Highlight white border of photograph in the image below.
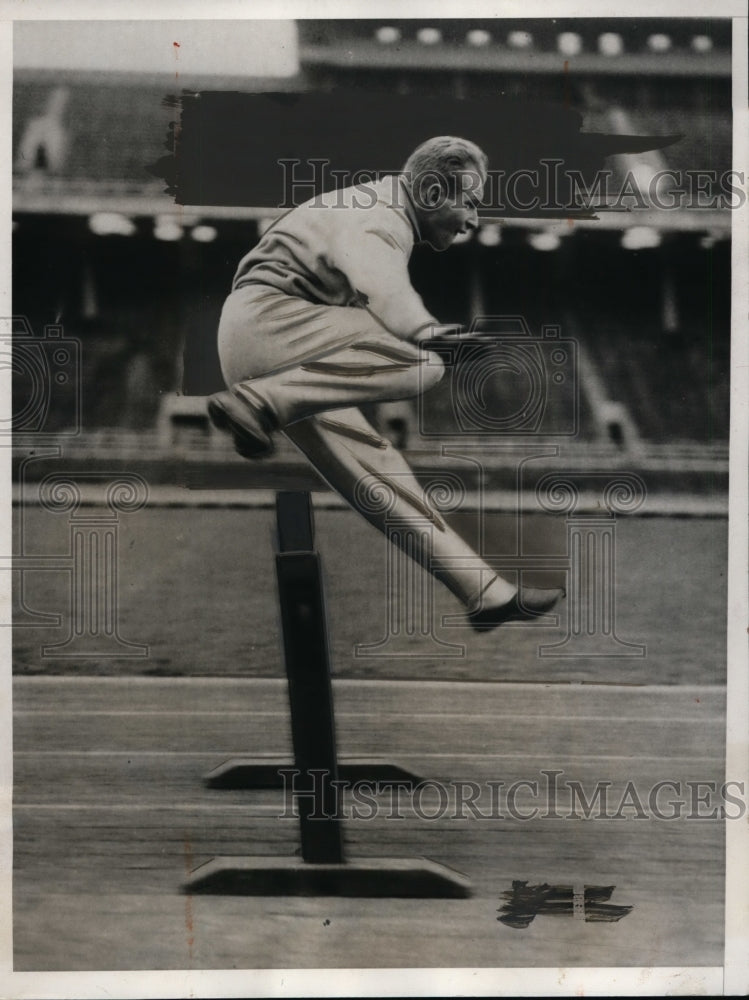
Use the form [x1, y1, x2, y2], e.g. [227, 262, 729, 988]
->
[0, 0, 746, 996]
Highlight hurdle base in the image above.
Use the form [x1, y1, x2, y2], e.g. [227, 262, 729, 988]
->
[204, 757, 425, 789]
[183, 856, 471, 898]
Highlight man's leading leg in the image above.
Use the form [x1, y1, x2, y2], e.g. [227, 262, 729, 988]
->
[284, 406, 518, 612]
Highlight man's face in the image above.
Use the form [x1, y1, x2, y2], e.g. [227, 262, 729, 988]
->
[414, 167, 484, 251]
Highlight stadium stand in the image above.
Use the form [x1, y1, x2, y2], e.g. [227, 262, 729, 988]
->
[12, 18, 732, 479]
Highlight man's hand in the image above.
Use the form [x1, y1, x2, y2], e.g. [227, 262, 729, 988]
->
[414, 323, 465, 348]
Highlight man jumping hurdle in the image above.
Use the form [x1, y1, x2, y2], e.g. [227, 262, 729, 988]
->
[208, 136, 564, 631]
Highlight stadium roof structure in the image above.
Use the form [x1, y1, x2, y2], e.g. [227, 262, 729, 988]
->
[298, 17, 732, 78]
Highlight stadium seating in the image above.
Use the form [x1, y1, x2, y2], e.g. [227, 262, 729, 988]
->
[11, 20, 733, 449]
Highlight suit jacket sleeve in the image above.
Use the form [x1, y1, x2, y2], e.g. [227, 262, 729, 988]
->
[329, 207, 438, 340]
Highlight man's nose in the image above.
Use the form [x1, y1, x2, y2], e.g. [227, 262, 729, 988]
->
[466, 206, 479, 231]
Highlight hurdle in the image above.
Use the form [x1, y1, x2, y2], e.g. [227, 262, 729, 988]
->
[183, 490, 471, 897]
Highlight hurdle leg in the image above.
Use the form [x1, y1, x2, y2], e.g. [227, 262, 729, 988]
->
[184, 491, 471, 897]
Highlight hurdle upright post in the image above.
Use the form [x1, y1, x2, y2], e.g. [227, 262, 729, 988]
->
[274, 490, 344, 863]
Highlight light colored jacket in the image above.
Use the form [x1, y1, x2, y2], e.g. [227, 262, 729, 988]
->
[232, 175, 437, 341]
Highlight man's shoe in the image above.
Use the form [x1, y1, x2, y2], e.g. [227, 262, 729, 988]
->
[468, 586, 565, 633]
[207, 390, 275, 460]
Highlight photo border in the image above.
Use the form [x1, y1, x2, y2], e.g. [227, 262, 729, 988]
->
[1, 1, 746, 996]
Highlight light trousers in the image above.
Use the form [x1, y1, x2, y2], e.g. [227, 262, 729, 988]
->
[217, 283, 509, 609]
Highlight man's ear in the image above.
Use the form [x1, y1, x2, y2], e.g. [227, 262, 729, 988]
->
[420, 181, 444, 208]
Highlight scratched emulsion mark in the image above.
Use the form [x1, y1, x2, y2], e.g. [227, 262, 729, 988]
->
[183, 835, 195, 964]
[497, 880, 633, 929]
[159, 93, 184, 177]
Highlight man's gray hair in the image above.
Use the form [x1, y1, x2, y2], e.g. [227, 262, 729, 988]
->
[401, 136, 488, 190]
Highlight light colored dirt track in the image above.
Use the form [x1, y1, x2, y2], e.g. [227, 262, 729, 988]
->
[14, 677, 726, 971]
